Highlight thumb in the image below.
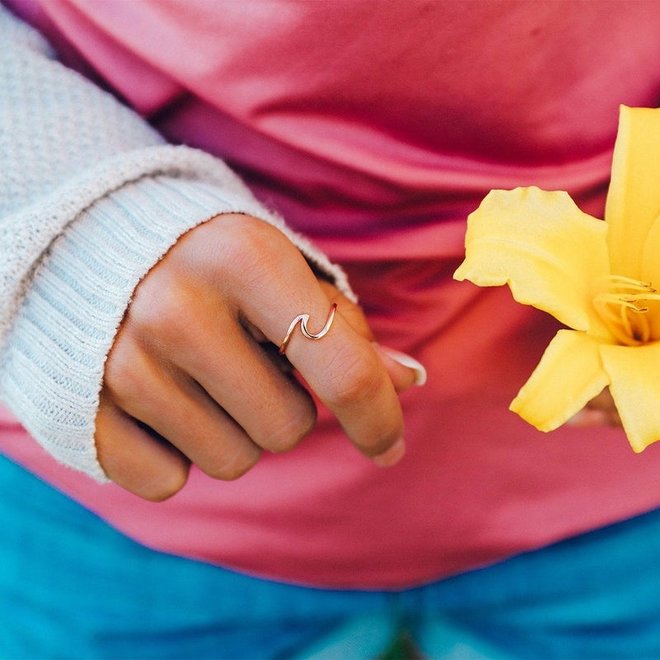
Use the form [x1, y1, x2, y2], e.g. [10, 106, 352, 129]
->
[318, 280, 427, 392]
[372, 343, 427, 392]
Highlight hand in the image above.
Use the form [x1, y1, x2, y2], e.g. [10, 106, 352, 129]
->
[95, 214, 423, 500]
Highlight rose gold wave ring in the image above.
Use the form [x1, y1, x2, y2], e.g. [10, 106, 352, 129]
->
[279, 303, 338, 355]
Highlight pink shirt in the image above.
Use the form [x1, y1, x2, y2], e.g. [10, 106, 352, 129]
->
[2, 0, 660, 588]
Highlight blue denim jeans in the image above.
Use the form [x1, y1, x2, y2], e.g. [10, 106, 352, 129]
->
[3, 453, 660, 659]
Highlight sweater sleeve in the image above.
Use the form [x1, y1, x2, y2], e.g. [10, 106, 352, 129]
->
[0, 6, 354, 481]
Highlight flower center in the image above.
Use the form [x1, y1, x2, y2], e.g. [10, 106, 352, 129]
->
[592, 275, 660, 346]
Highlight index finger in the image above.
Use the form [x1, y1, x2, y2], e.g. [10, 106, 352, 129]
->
[228, 229, 405, 464]
[286, 302, 405, 461]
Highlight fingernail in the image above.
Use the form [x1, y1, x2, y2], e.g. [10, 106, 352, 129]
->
[566, 409, 608, 427]
[373, 437, 406, 467]
[378, 346, 427, 386]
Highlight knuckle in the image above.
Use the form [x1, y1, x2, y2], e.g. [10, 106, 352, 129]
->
[265, 405, 317, 452]
[230, 215, 285, 253]
[216, 216, 272, 260]
[104, 340, 144, 402]
[94, 400, 190, 501]
[326, 346, 382, 407]
[139, 468, 189, 502]
[97, 439, 189, 502]
[201, 448, 261, 481]
[216, 217, 293, 286]
[130, 278, 189, 342]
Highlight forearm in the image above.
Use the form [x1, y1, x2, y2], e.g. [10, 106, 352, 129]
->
[0, 5, 352, 478]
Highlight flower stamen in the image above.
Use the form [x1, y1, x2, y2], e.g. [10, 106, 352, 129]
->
[592, 276, 658, 345]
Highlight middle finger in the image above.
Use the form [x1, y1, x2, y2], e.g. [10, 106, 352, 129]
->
[172, 308, 318, 453]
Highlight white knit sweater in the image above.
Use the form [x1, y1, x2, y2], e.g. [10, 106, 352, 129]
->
[0, 6, 351, 481]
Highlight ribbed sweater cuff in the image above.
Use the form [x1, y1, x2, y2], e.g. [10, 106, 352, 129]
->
[0, 175, 352, 481]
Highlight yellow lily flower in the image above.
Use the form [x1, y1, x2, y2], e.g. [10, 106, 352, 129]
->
[454, 106, 660, 452]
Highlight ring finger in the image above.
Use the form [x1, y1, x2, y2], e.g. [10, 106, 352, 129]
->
[106, 345, 262, 481]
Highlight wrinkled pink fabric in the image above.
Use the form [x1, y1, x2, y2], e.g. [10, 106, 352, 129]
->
[3, 0, 660, 588]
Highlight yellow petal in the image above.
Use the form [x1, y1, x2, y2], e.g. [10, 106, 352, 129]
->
[510, 329, 609, 432]
[599, 342, 660, 452]
[606, 106, 660, 279]
[454, 187, 610, 334]
[640, 210, 660, 289]
[640, 211, 660, 341]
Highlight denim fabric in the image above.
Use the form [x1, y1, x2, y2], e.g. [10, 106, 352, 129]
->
[3, 454, 660, 659]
